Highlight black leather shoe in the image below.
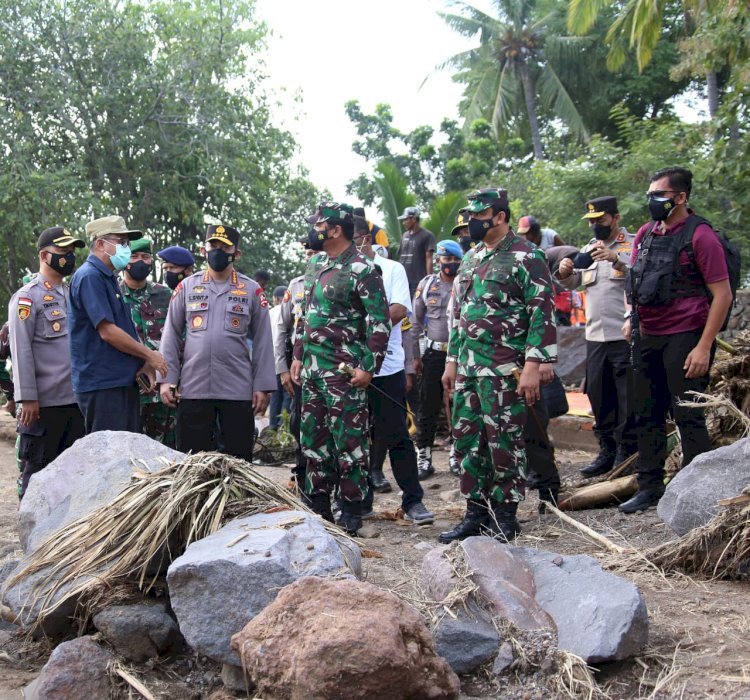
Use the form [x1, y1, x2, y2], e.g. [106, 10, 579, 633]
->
[484, 501, 522, 541]
[618, 488, 665, 514]
[438, 500, 487, 544]
[580, 452, 615, 477]
[370, 468, 392, 493]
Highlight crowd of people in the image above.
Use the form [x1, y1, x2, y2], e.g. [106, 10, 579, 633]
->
[4, 165, 733, 539]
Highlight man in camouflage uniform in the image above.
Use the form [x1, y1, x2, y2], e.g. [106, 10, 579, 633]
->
[120, 238, 175, 445]
[440, 188, 557, 543]
[290, 202, 390, 534]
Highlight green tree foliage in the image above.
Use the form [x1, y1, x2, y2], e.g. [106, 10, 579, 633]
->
[0, 0, 317, 308]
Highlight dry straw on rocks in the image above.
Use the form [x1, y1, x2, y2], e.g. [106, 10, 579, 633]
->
[6, 452, 354, 630]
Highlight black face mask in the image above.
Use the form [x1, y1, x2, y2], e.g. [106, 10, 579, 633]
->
[165, 270, 186, 290]
[573, 251, 594, 269]
[648, 196, 675, 222]
[307, 227, 328, 251]
[458, 236, 476, 254]
[441, 262, 460, 277]
[47, 252, 76, 276]
[468, 217, 493, 241]
[127, 260, 151, 281]
[592, 223, 612, 241]
[207, 249, 234, 272]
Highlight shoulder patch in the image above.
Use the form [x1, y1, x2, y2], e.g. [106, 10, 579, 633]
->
[617, 233, 625, 242]
[17, 297, 32, 321]
[256, 288, 269, 308]
[283, 289, 291, 303]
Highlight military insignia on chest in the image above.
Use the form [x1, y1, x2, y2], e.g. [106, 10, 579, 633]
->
[192, 316, 204, 328]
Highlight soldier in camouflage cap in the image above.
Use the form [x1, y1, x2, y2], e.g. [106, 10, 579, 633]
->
[119, 237, 175, 446]
[290, 202, 391, 534]
[439, 188, 557, 543]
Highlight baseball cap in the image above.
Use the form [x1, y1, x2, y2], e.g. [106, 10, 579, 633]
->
[85, 215, 143, 241]
[306, 202, 354, 225]
[36, 226, 85, 251]
[517, 215, 538, 234]
[582, 196, 618, 219]
[465, 188, 509, 213]
[206, 224, 240, 247]
[157, 246, 195, 266]
[397, 206, 420, 220]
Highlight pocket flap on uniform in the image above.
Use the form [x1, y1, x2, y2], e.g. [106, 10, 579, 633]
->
[43, 306, 66, 321]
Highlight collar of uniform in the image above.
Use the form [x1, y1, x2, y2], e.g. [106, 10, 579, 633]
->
[35, 273, 63, 292]
[327, 242, 358, 267]
[201, 268, 243, 288]
[478, 230, 515, 258]
[120, 280, 151, 299]
[87, 253, 115, 277]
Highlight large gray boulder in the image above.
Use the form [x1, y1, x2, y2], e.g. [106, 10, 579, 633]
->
[511, 547, 648, 663]
[19, 431, 183, 553]
[433, 611, 500, 674]
[658, 438, 750, 535]
[167, 510, 360, 666]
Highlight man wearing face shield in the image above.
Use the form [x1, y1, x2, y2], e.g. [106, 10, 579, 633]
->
[69, 216, 168, 433]
[439, 188, 557, 544]
[120, 238, 175, 445]
[160, 224, 276, 460]
[9, 227, 86, 497]
[557, 196, 637, 477]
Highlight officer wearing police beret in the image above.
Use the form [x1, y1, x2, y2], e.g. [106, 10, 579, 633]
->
[9, 227, 86, 498]
[160, 224, 276, 460]
[157, 246, 195, 291]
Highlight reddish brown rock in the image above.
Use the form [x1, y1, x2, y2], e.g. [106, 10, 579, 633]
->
[421, 540, 553, 631]
[231, 576, 459, 700]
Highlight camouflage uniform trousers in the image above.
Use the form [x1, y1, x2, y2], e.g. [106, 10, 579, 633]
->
[301, 373, 369, 502]
[452, 374, 527, 504]
[141, 401, 176, 448]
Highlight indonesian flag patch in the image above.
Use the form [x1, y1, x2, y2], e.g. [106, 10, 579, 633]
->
[17, 297, 32, 321]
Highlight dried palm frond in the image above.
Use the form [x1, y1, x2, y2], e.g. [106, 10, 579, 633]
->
[620, 488, 750, 580]
[5, 452, 355, 630]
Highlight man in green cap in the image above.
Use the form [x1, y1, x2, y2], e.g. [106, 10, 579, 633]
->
[290, 202, 391, 535]
[120, 238, 175, 445]
[439, 188, 557, 543]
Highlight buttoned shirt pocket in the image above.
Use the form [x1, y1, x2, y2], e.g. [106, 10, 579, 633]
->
[581, 264, 598, 286]
[187, 295, 209, 332]
[323, 272, 351, 305]
[42, 306, 67, 338]
[425, 291, 444, 319]
[225, 300, 250, 334]
[480, 266, 511, 302]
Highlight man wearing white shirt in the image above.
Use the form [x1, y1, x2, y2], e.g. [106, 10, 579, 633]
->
[354, 216, 434, 525]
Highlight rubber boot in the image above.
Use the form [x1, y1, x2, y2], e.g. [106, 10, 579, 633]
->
[484, 501, 522, 542]
[309, 493, 334, 523]
[337, 500, 363, 535]
[437, 500, 488, 544]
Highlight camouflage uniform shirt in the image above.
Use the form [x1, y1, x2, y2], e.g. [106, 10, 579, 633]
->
[293, 244, 391, 377]
[120, 280, 172, 404]
[447, 232, 557, 375]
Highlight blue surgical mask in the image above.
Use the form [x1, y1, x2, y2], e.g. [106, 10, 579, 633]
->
[105, 240, 132, 271]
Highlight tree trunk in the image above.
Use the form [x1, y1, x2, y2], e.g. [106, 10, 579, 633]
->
[519, 63, 544, 160]
[706, 69, 719, 118]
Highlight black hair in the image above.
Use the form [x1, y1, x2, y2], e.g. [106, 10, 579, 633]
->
[651, 166, 693, 199]
[353, 207, 366, 218]
[353, 216, 369, 236]
[329, 217, 354, 240]
[491, 202, 512, 225]
[254, 269, 271, 283]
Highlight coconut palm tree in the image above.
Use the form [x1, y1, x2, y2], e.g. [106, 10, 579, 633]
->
[437, 0, 588, 160]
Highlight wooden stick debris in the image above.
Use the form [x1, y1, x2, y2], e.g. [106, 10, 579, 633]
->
[544, 502, 627, 554]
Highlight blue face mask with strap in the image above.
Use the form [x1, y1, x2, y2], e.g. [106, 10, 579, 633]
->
[104, 239, 132, 271]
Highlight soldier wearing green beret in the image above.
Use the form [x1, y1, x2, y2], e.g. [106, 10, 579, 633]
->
[119, 237, 175, 445]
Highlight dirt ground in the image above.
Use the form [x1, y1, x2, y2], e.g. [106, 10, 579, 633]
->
[1, 416, 750, 699]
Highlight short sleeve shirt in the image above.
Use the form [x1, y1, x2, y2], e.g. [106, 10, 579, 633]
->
[398, 227, 436, 292]
[69, 255, 142, 393]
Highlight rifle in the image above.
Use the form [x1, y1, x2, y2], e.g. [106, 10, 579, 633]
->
[628, 270, 643, 371]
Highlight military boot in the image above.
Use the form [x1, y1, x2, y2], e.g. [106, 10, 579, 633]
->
[337, 500, 363, 535]
[484, 501, 522, 542]
[309, 493, 334, 523]
[579, 439, 616, 477]
[370, 467, 392, 493]
[537, 488, 559, 515]
[437, 500, 488, 544]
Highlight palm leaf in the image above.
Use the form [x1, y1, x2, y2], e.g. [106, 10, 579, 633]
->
[567, 0, 615, 34]
[373, 161, 416, 248]
[537, 64, 590, 142]
[423, 191, 466, 240]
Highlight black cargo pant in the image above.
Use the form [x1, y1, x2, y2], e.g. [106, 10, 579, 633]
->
[632, 330, 714, 489]
[177, 399, 254, 461]
[364, 371, 424, 512]
[586, 339, 637, 454]
[523, 394, 561, 493]
[18, 404, 85, 498]
[416, 348, 447, 449]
